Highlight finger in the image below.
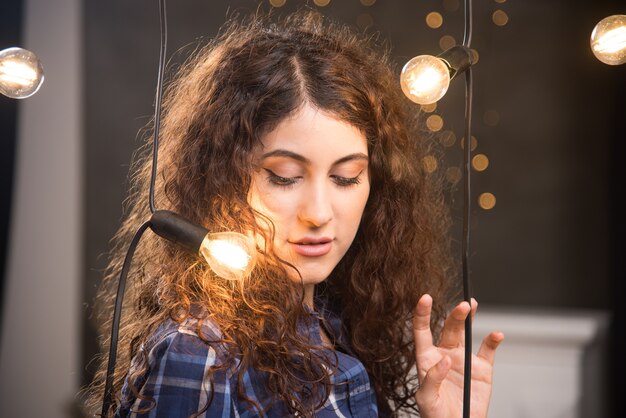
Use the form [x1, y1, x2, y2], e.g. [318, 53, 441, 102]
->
[477, 331, 505, 365]
[470, 298, 478, 321]
[438, 300, 471, 348]
[415, 355, 451, 405]
[413, 294, 435, 352]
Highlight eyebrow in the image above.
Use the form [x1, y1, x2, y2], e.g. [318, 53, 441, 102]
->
[260, 149, 368, 167]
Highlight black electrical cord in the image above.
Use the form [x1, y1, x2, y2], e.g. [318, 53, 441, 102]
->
[461, 0, 474, 417]
[100, 220, 151, 417]
[149, 0, 167, 214]
[461, 67, 473, 418]
[100, 0, 168, 415]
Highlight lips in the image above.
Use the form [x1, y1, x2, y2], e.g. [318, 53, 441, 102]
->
[289, 237, 333, 256]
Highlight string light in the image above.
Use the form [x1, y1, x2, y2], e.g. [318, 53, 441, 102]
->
[200, 232, 257, 280]
[401, 55, 451, 104]
[359, 0, 376, 6]
[0, 47, 44, 99]
[269, 0, 286, 7]
[400, 46, 472, 105]
[149, 210, 257, 281]
[591, 15, 626, 65]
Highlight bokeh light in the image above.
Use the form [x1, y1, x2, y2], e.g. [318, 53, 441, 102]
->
[460, 136, 478, 151]
[439, 35, 457, 51]
[357, 13, 374, 29]
[446, 166, 462, 184]
[479, 193, 496, 210]
[426, 12, 444, 29]
[422, 155, 438, 173]
[492, 10, 509, 26]
[426, 114, 444, 132]
[471, 49, 479, 64]
[421, 102, 437, 113]
[440, 130, 456, 147]
[472, 154, 489, 171]
[443, 0, 460, 12]
[483, 109, 500, 126]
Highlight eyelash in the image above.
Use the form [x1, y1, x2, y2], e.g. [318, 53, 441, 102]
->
[264, 169, 362, 189]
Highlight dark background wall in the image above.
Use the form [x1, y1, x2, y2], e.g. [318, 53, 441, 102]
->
[81, 0, 624, 414]
[0, 0, 22, 337]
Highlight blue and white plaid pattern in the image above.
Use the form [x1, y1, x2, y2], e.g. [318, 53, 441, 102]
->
[115, 307, 379, 417]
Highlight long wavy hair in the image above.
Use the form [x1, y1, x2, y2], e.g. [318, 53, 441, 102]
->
[87, 10, 456, 417]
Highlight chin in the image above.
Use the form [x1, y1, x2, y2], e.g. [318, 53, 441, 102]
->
[284, 267, 331, 285]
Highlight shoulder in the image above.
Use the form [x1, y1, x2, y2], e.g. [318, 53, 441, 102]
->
[144, 316, 238, 375]
[117, 317, 239, 417]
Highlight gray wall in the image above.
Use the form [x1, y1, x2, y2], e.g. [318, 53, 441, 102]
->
[0, 0, 82, 416]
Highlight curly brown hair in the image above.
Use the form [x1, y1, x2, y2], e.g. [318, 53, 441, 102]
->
[87, 10, 456, 418]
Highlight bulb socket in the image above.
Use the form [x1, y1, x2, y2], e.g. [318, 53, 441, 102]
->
[438, 45, 473, 80]
[149, 210, 208, 254]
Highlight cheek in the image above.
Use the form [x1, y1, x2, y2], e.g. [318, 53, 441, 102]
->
[337, 183, 370, 227]
[248, 178, 294, 234]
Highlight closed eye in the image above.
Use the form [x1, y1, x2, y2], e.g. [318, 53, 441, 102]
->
[264, 168, 302, 188]
[331, 170, 363, 187]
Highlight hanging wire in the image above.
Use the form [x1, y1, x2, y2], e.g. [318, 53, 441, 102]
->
[100, 220, 151, 417]
[149, 0, 167, 214]
[461, 0, 474, 417]
[100, 0, 168, 415]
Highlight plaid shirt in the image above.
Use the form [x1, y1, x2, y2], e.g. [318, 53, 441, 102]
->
[115, 305, 380, 417]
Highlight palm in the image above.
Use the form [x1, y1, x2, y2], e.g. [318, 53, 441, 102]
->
[412, 295, 504, 418]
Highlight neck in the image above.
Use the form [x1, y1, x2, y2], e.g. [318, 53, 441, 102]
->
[303, 283, 315, 309]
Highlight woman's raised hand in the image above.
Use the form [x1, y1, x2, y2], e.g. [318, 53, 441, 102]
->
[412, 294, 504, 418]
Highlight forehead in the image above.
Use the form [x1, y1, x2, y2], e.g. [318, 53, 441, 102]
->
[256, 104, 368, 163]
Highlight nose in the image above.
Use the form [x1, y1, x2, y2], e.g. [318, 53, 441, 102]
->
[298, 180, 333, 228]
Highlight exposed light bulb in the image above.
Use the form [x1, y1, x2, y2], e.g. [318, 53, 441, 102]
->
[200, 232, 257, 280]
[591, 15, 626, 65]
[149, 210, 257, 281]
[400, 55, 451, 105]
[0, 47, 44, 99]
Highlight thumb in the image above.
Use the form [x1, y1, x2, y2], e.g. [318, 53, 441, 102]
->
[416, 356, 451, 406]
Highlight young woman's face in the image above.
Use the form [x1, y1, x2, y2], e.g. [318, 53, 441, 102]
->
[248, 103, 370, 289]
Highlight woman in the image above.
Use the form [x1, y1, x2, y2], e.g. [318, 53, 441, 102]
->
[88, 10, 503, 418]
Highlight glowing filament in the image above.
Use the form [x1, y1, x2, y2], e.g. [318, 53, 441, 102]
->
[590, 15, 626, 65]
[200, 232, 256, 280]
[400, 55, 451, 105]
[593, 26, 626, 54]
[0, 47, 44, 99]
